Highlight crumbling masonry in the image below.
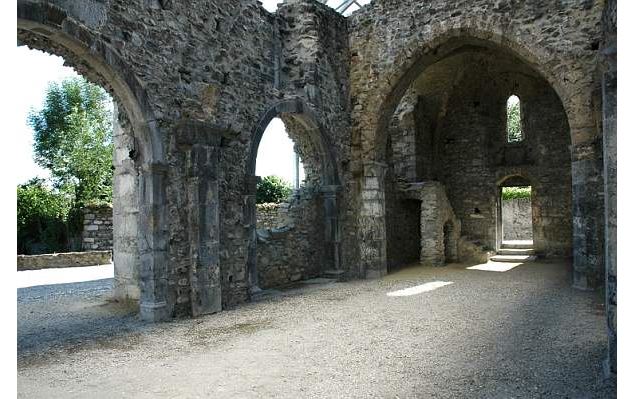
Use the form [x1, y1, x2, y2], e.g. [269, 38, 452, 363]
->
[17, 0, 617, 375]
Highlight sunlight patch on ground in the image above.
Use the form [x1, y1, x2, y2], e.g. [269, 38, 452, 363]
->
[17, 264, 114, 288]
[387, 281, 453, 297]
[467, 262, 522, 273]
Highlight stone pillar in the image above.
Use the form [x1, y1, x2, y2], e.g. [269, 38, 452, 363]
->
[176, 121, 224, 317]
[571, 136, 604, 290]
[601, 43, 617, 377]
[185, 143, 222, 316]
[112, 104, 141, 301]
[419, 182, 444, 266]
[321, 185, 342, 272]
[359, 162, 387, 279]
[138, 162, 170, 322]
[245, 175, 261, 296]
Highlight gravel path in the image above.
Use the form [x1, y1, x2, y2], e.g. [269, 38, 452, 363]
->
[17, 261, 616, 398]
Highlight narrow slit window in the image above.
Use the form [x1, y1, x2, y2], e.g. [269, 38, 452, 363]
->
[506, 95, 523, 143]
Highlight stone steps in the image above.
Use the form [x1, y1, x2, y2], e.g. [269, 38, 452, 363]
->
[497, 248, 535, 256]
[501, 241, 533, 250]
[490, 254, 536, 263]
[322, 269, 346, 281]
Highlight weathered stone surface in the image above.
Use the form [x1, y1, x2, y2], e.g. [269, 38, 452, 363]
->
[600, 0, 617, 377]
[256, 203, 289, 230]
[82, 205, 113, 251]
[15, 6, 616, 380]
[502, 198, 532, 241]
[17, 251, 112, 271]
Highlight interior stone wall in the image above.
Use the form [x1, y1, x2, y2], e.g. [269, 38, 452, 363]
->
[384, 183, 421, 271]
[255, 189, 326, 289]
[385, 51, 573, 258]
[433, 54, 572, 257]
[502, 198, 532, 241]
[349, 0, 605, 290]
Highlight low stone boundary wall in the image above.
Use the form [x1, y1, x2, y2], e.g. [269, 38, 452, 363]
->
[17, 251, 112, 271]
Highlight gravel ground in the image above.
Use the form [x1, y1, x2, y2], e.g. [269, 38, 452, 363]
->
[17, 261, 616, 398]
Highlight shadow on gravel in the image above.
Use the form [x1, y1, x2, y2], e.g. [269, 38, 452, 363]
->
[18, 279, 152, 361]
[446, 262, 616, 398]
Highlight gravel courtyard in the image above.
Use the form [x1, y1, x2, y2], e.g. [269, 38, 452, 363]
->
[17, 260, 616, 398]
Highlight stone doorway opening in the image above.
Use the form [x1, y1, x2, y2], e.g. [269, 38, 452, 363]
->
[18, 9, 169, 321]
[498, 176, 533, 249]
[501, 185, 533, 246]
[15, 45, 137, 301]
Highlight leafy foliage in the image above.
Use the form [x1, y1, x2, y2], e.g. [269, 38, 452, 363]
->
[506, 95, 523, 143]
[502, 186, 531, 200]
[28, 77, 114, 205]
[17, 178, 72, 254]
[18, 77, 114, 254]
[256, 175, 293, 204]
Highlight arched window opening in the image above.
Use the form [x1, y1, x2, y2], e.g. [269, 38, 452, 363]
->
[506, 95, 523, 143]
[255, 117, 306, 201]
[250, 114, 336, 293]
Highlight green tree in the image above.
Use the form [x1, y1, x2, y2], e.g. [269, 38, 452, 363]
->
[17, 178, 72, 254]
[256, 175, 293, 204]
[28, 77, 114, 205]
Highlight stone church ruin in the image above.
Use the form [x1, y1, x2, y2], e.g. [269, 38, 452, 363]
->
[17, 0, 617, 375]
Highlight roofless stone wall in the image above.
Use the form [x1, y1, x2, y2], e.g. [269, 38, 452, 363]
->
[349, 0, 603, 282]
[17, 0, 613, 344]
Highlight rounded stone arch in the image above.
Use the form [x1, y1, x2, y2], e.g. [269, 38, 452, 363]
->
[496, 173, 537, 190]
[369, 26, 589, 164]
[17, 2, 170, 321]
[244, 98, 342, 294]
[247, 98, 340, 186]
[17, 1, 164, 164]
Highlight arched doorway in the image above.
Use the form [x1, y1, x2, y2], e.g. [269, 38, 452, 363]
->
[375, 36, 573, 275]
[18, 4, 169, 321]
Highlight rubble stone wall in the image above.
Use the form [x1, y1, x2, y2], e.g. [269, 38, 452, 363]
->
[349, 0, 605, 287]
[17, 251, 112, 271]
[256, 203, 289, 230]
[255, 191, 326, 289]
[16, 0, 613, 331]
[82, 205, 113, 251]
